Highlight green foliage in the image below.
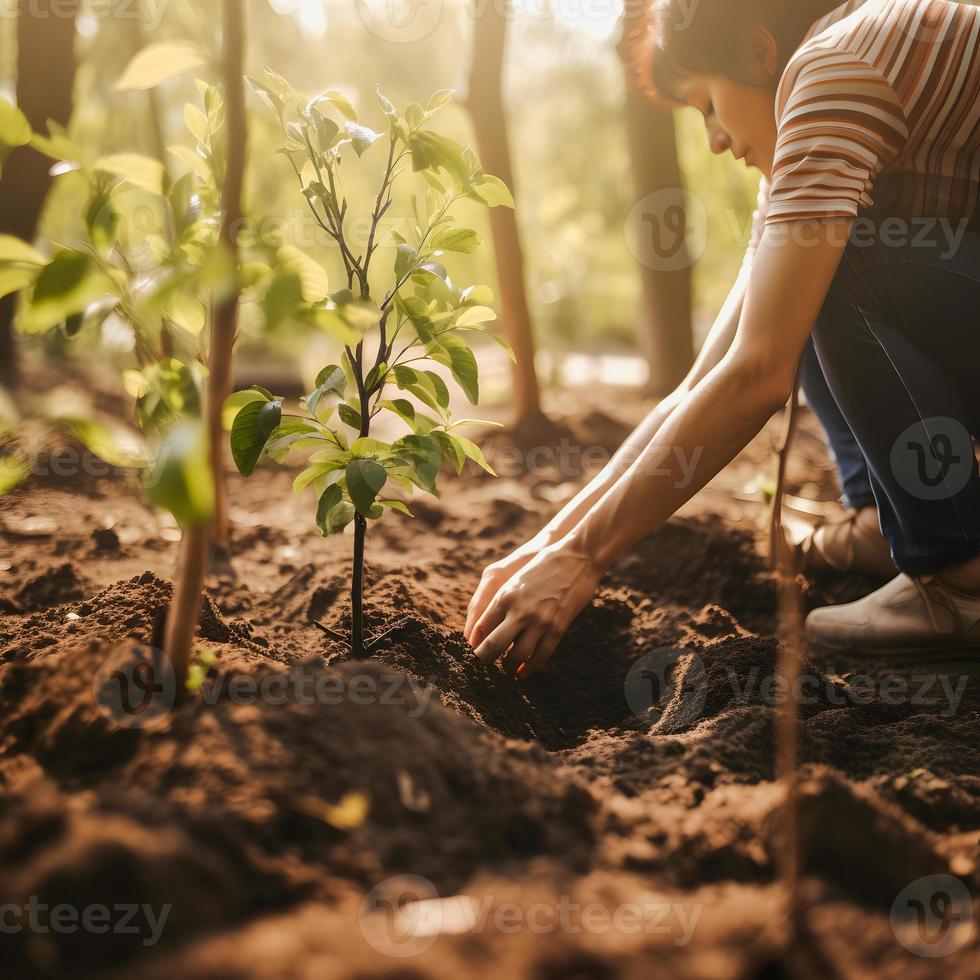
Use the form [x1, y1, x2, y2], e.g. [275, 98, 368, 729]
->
[227, 79, 507, 545]
[0, 95, 31, 178]
[114, 42, 208, 92]
[0, 56, 286, 522]
[185, 649, 218, 693]
[144, 419, 215, 528]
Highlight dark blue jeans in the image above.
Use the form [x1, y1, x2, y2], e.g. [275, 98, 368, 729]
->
[799, 213, 980, 576]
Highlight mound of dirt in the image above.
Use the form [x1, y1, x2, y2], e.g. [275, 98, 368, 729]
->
[0, 640, 599, 974]
[1, 399, 978, 977]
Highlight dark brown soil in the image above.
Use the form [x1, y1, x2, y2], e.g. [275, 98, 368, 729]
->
[1, 390, 978, 978]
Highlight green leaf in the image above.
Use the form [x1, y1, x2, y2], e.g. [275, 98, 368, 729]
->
[262, 272, 304, 329]
[0, 235, 45, 265]
[222, 388, 269, 430]
[392, 366, 443, 415]
[311, 290, 380, 343]
[63, 416, 150, 469]
[379, 499, 414, 517]
[431, 227, 480, 254]
[391, 434, 443, 495]
[231, 399, 282, 476]
[32, 251, 91, 302]
[168, 144, 210, 181]
[338, 403, 362, 430]
[94, 153, 165, 194]
[455, 305, 497, 328]
[144, 420, 214, 528]
[426, 89, 454, 114]
[315, 484, 344, 534]
[293, 463, 333, 496]
[471, 174, 515, 208]
[266, 421, 330, 464]
[116, 42, 207, 91]
[0, 97, 31, 148]
[405, 103, 424, 129]
[409, 131, 469, 184]
[20, 251, 111, 336]
[377, 398, 416, 428]
[424, 370, 451, 409]
[278, 245, 329, 303]
[0, 265, 38, 300]
[443, 337, 478, 404]
[127, 358, 204, 433]
[320, 89, 357, 122]
[485, 331, 517, 363]
[183, 103, 209, 144]
[461, 284, 495, 307]
[322, 500, 355, 535]
[454, 434, 496, 475]
[394, 242, 418, 281]
[166, 292, 206, 335]
[350, 437, 391, 457]
[377, 87, 396, 117]
[307, 363, 346, 417]
[30, 123, 81, 166]
[345, 122, 381, 156]
[434, 431, 465, 476]
[346, 458, 388, 516]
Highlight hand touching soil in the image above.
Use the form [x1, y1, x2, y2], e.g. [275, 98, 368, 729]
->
[466, 540, 603, 677]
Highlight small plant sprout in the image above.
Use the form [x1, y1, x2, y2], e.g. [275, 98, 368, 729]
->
[227, 76, 515, 657]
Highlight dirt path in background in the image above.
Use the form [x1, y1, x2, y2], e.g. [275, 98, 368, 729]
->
[0, 389, 977, 978]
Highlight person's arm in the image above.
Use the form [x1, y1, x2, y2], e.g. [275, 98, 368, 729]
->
[463, 263, 750, 640]
[470, 219, 851, 676]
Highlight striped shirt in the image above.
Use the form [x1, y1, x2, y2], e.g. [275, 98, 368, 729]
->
[751, 0, 980, 244]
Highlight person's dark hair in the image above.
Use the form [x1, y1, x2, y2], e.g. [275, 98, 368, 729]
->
[645, 0, 843, 103]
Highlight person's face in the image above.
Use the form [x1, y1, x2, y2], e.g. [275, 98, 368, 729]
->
[675, 73, 778, 176]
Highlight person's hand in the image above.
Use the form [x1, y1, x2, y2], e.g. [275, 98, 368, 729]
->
[464, 537, 549, 643]
[466, 539, 603, 678]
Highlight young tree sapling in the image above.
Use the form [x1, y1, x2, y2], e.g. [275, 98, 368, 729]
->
[227, 76, 515, 657]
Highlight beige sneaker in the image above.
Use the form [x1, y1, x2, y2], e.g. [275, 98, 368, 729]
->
[806, 574, 980, 654]
[798, 506, 896, 580]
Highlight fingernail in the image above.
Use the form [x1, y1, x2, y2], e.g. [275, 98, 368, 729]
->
[516, 664, 526, 678]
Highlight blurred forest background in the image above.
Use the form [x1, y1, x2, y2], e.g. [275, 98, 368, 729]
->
[0, 0, 759, 394]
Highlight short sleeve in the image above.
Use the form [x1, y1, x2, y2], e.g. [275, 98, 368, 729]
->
[766, 47, 908, 225]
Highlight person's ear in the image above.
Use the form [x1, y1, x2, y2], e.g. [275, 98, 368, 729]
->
[741, 25, 779, 81]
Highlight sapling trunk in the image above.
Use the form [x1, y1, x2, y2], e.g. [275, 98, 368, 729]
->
[210, 0, 248, 557]
[351, 514, 367, 657]
[165, 0, 246, 682]
[164, 524, 208, 684]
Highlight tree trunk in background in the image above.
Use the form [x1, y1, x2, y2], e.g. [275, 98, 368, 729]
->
[618, 4, 694, 396]
[164, 0, 246, 680]
[0, 0, 79, 391]
[467, 5, 547, 434]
